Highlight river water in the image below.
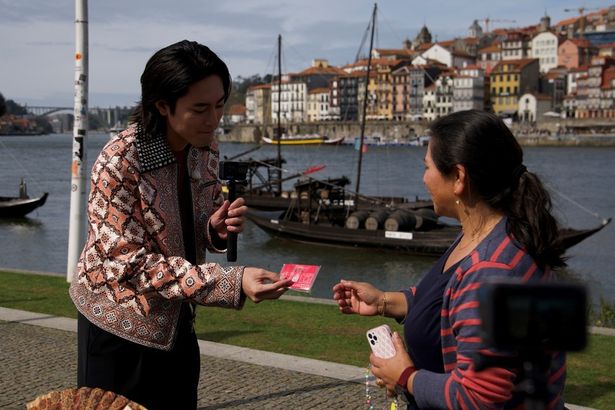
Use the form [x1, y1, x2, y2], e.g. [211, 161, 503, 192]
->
[1, 133, 613, 309]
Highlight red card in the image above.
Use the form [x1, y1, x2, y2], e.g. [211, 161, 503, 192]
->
[280, 264, 321, 293]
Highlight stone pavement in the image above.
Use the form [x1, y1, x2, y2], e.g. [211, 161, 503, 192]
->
[0, 307, 390, 409]
[0, 305, 601, 410]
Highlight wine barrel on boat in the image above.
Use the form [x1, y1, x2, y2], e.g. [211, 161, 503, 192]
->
[345, 210, 370, 229]
[413, 208, 439, 230]
[385, 210, 417, 231]
[365, 209, 390, 230]
[386, 209, 440, 231]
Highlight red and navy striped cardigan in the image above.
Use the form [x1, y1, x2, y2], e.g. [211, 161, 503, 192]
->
[410, 217, 566, 409]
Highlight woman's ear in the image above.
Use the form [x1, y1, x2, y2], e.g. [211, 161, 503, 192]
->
[453, 164, 467, 197]
[155, 100, 169, 117]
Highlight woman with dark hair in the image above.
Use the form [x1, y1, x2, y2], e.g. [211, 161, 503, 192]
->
[70, 40, 293, 409]
[333, 110, 566, 409]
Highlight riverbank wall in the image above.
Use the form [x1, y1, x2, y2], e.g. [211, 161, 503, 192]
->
[221, 119, 615, 147]
[222, 121, 427, 144]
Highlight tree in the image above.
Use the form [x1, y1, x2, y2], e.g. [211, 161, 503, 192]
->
[5, 99, 27, 115]
[0, 93, 6, 117]
[33, 117, 53, 134]
[225, 74, 273, 109]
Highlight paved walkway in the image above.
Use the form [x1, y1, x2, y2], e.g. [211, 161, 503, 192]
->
[0, 307, 387, 409]
[0, 305, 602, 410]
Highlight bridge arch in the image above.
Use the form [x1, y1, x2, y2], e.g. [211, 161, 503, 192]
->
[24, 106, 73, 116]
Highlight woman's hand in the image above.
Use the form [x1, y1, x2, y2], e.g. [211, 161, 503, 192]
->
[210, 198, 247, 241]
[332, 279, 383, 316]
[242, 267, 294, 303]
[370, 332, 415, 393]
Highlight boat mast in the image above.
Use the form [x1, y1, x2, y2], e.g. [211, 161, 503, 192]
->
[355, 3, 377, 202]
[67, 0, 88, 282]
[276, 34, 283, 194]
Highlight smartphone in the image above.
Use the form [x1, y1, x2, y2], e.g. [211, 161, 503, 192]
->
[366, 324, 396, 358]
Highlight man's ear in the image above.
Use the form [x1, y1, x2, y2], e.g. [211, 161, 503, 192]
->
[453, 164, 467, 197]
[155, 100, 170, 117]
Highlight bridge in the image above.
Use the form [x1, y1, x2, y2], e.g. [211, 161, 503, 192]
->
[25, 106, 74, 116]
[24, 106, 134, 127]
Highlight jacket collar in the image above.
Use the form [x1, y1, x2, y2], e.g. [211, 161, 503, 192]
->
[134, 123, 176, 173]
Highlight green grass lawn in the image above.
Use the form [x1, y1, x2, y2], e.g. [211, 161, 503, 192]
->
[1, 270, 613, 408]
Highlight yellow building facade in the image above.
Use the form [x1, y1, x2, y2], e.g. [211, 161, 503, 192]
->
[490, 59, 539, 116]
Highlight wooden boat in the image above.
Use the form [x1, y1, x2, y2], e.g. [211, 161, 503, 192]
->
[247, 209, 611, 256]
[0, 180, 48, 218]
[261, 134, 344, 145]
[232, 154, 432, 212]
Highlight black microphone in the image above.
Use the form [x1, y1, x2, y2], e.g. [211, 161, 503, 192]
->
[226, 178, 238, 261]
[218, 161, 248, 262]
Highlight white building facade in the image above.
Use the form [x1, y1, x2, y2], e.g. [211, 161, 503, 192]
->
[531, 31, 559, 73]
[452, 67, 485, 112]
[306, 88, 330, 122]
[421, 44, 475, 68]
[518, 93, 552, 122]
[271, 77, 307, 123]
[423, 74, 454, 120]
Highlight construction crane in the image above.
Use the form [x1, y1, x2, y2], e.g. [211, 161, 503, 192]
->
[563, 6, 601, 16]
[563, 6, 602, 37]
[482, 17, 517, 33]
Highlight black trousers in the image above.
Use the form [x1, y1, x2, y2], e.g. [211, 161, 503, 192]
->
[77, 305, 200, 410]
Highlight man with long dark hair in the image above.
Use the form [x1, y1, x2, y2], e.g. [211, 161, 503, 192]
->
[69, 40, 292, 409]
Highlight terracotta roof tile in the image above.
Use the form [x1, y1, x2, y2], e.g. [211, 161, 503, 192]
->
[492, 58, 538, 72]
[374, 48, 415, 57]
[297, 65, 346, 76]
[228, 104, 246, 115]
[555, 16, 578, 27]
[479, 44, 501, 53]
[416, 42, 434, 51]
[308, 87, 330, 94]
[248, 84, 272, 91]
[463, 37, 480, 45]
[460, 64, 482, 70]
[438, 40, 455, 48]
[561, 38, 591, 48]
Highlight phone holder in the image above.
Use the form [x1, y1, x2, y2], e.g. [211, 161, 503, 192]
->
[219, 161, 248, 262]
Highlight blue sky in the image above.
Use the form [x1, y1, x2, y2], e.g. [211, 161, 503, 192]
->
[0, 0, 609, 107]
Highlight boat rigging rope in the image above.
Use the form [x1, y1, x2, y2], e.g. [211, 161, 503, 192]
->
[0, 138, 46, 195]
[545, 182, 608, 224]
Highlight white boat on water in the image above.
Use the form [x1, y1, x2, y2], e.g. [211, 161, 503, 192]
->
[346, 135, 430, 147]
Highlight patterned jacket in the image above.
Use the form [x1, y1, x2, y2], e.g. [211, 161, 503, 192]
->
[408, 218, 566, 409]
[69, 125, 245, 351]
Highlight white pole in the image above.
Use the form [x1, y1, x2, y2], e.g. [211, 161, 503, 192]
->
[67, 0, 88, 282]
